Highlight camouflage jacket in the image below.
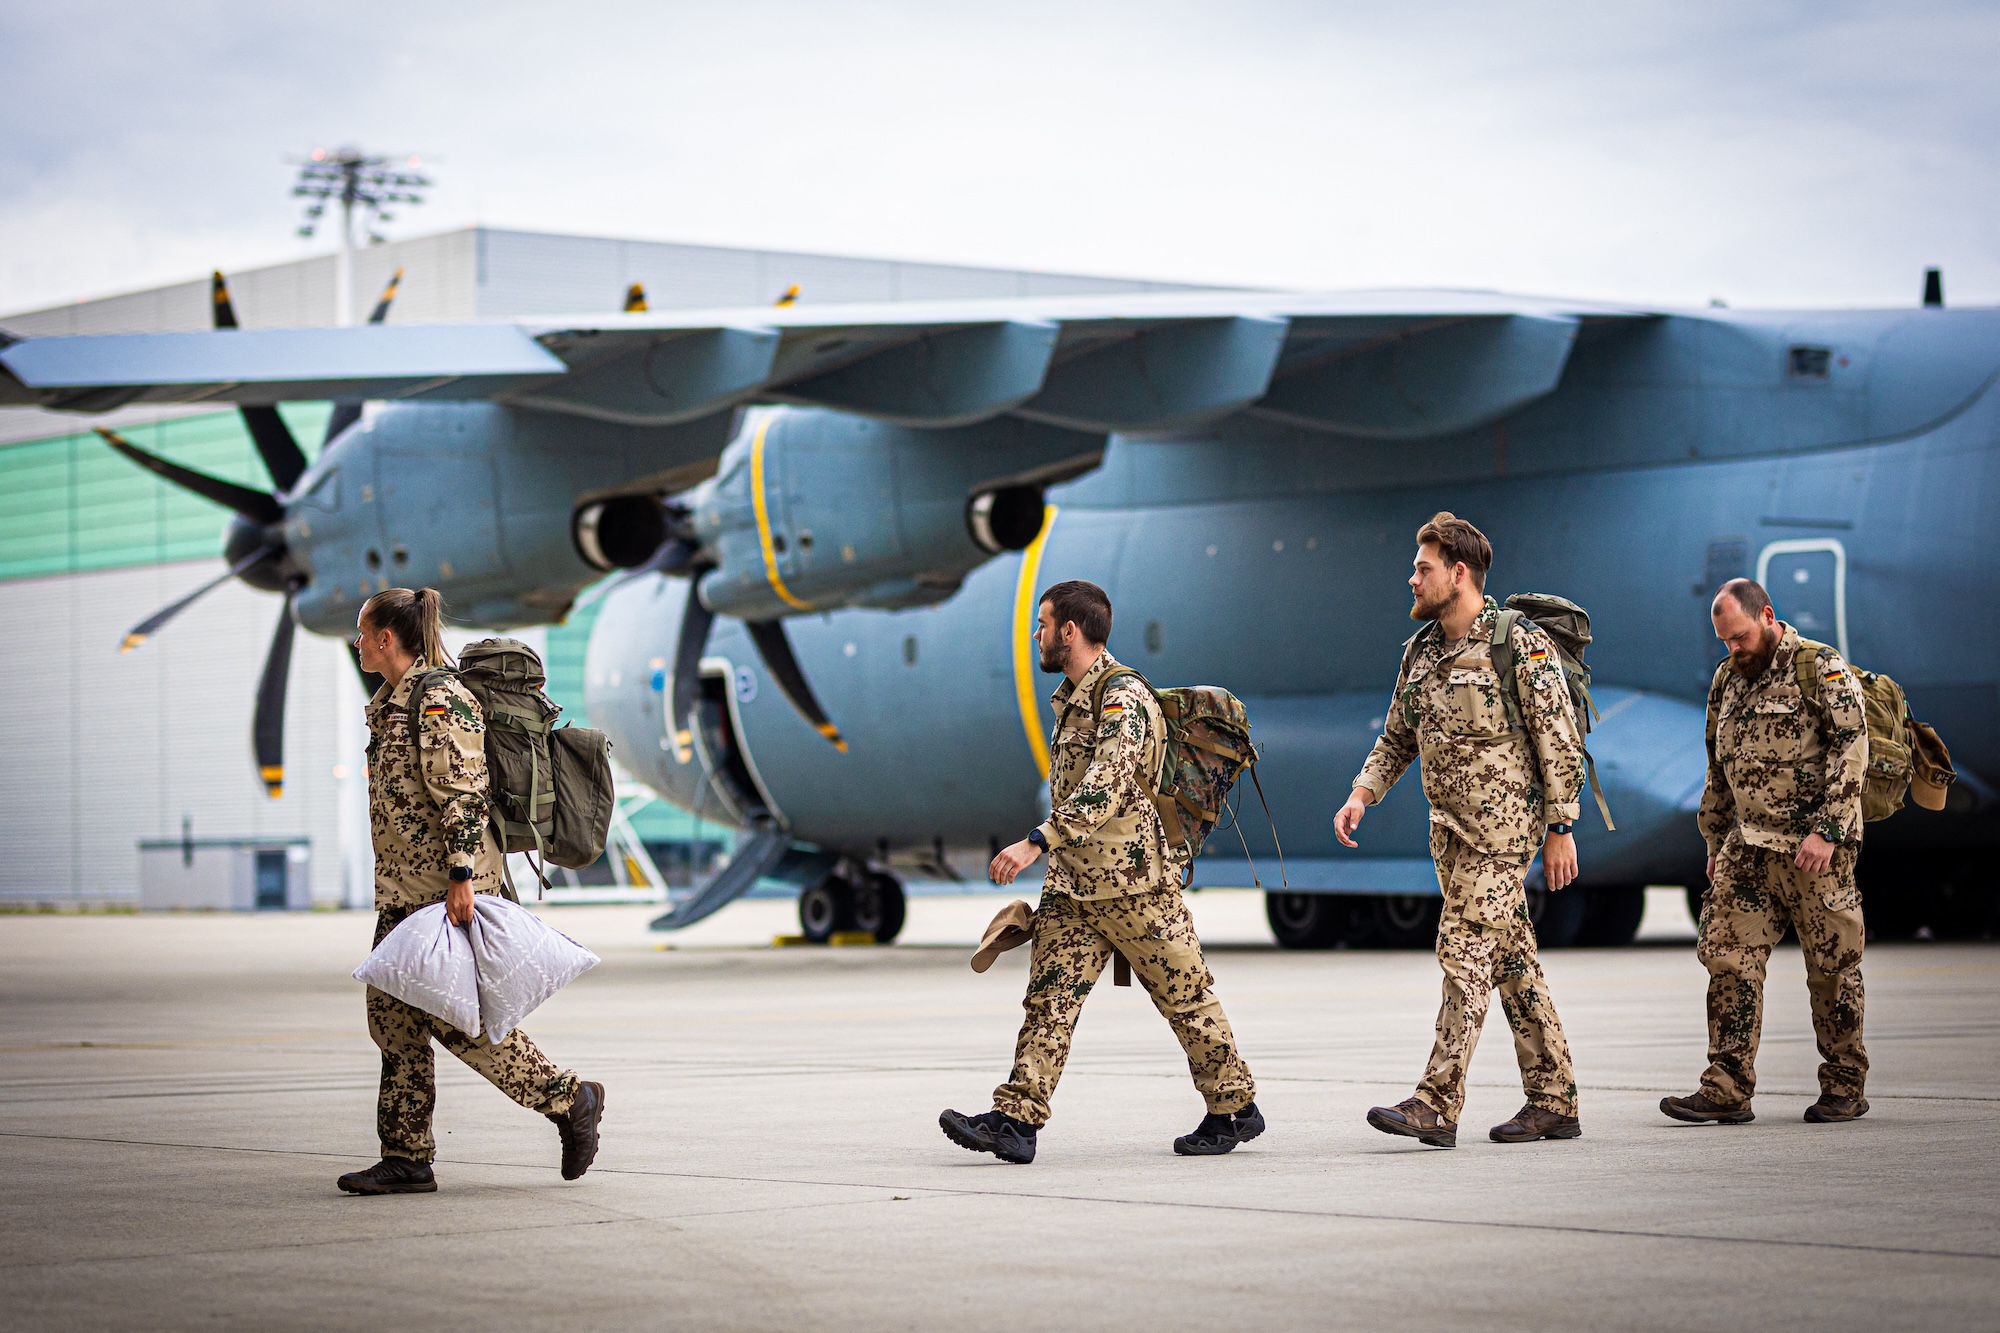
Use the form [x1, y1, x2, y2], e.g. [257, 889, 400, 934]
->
[365, 658, 504, 910]
[1698, 622, 1867, 858]
[1034, 651, 1185, 900]
[1354, 598, 1585, 862]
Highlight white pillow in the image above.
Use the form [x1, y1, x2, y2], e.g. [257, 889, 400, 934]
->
[353, 903, 482, 1038]
[464, 895, 600, 1044]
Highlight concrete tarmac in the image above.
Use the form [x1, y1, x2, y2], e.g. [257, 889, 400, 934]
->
[3, 891, 1997, 1331]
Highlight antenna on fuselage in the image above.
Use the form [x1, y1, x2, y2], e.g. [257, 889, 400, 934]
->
[1923, 268, 1944, 308]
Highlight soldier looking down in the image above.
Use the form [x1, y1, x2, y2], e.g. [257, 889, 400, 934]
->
[940, 580, 1262, 1163]
[1662, 578, 1871, 1126]
[335, 587, 605, 1196]
[1337, 513, 1584, 1149]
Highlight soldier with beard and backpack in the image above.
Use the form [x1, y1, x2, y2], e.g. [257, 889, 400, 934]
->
[1336, 513, 1588, 1150]
[1660, 577, 1954, 1128]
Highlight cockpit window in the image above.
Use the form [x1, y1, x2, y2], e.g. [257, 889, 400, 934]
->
[1788, 346, 1832, 379]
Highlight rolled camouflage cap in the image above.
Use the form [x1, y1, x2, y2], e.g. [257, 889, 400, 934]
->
[971, 899, 1035, 973]
[1909, 719, 1956, 812]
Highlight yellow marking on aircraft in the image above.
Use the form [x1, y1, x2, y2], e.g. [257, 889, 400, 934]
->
[1011, 505, 1059, 780]
[750, 418, 813, 612]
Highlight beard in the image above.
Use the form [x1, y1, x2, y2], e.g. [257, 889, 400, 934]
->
[1039, 638, 1068, 674]
[1410, 583, 1454, 623]
[1728, 624, 1780, 678]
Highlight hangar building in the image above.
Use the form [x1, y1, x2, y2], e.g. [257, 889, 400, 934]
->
[0, 227, 1193, 908]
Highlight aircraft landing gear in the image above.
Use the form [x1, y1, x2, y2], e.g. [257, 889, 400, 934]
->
[1265, 892, 1346, 948]
[797, 868, 907, 944]
[1525, 882, 1587, 949]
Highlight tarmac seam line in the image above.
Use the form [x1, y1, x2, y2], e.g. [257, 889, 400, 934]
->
[3, 1129, 1994, 1264]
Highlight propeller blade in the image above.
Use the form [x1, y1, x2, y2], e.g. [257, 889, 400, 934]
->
[253, 592, 298, 799]
[366, 267, 404, 324]
[669, 579, 716, 764]
[623, 282, 648, 313]
[321, 268, 406, 447]
[118, 542, 279, 652]
[93, 428, 282, 524]
[745, 619, 847, 752]
[210, 271, 240, 328]
[211, 271, 310, 490]
[346, 642, 384, 698]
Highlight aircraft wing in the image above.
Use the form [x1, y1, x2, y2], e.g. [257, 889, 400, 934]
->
[0, 289, 1655, 440]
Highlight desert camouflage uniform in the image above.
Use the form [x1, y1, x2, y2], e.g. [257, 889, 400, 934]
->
[1354, 598, 1583, 1121]
[363, 660, 579, 1161]
[993, 652, 1254, 1126]
[1694, 623, 1869, 1107]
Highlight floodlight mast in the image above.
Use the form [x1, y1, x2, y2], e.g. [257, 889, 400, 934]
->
[291, 147, 430, 325]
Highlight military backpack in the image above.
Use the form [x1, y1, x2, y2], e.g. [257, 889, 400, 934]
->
[407, 638, 616, 897]
[1398, 593, 1615, 830]
[1087, 666, 1285, 887]
[1791, 638, 1955, 822]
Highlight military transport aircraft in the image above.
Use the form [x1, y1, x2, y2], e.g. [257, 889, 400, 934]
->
[3, 275, 1995, 948]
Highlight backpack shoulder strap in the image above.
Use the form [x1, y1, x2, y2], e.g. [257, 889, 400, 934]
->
[403, 667, 457, 742]
[1489, 608, 1526, 731]
[1792, 637, 1832, 706]
[1087, 665, 1186, 848]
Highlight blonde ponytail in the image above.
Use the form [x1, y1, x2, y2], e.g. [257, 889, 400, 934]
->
[361, 587, 455, 668]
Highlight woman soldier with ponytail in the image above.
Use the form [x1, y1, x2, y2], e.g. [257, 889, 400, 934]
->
[337, 587, 605, 1195]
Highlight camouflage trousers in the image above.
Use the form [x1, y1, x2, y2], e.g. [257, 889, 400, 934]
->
[1415, 827, 1577, 1122]
[992, 886, 1255, 1127]
[367, 905, 581, 1162]
[1696, 833, 1867, 1106]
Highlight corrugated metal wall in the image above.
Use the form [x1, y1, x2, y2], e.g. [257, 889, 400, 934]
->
[0, 562, 349, 905]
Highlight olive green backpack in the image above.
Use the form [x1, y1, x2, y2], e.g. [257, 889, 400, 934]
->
[407, 638, 615, 897]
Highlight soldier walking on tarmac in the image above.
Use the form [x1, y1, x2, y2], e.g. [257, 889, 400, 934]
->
[1336, 513, 1586, 1149]
[1662, 578, 1871, 1126]
[940, 580, 1262, 1162]
[336, 587, 604, 1195]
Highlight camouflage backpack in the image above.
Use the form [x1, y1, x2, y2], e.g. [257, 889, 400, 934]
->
[1792, 638, 1955, 822]
[407, 638, 615, 897]
[1399, 593, 1615, 830]
[1088, 666, 1285, 886]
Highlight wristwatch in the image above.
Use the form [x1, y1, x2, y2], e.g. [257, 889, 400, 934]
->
[1547, 823, 1574, 836]
[448, 866, 473, 882]
[1027, 828, 1049, 851]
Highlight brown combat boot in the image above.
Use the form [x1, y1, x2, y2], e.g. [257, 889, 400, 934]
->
[1803, 1095, 1869, 1123]
[1489, 1104, 1582, 1143]
[1660, 1091, 1754, 1124]
[1366, 1096, 1457, 1148]
[547, 1081, 606, 1180]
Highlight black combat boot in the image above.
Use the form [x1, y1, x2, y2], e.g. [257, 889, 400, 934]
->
[939, 1108, 1038, 1163]
[1174, 1102, 1266, 1156]
[1803, 1095, 1869, 1123]
[337, 1157, 437, 1195]
[548, 1081, 606, 1180]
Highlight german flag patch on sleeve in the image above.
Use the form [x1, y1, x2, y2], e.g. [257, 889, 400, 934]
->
[1527, 647, 1550, 663]
[423, 703, 448, 717]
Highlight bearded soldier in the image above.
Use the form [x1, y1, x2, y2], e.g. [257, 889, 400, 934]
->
[939, 580, 1261, 1163]
[1662, 578, 1870, 1126]
[1336, 513, 1585, 1149]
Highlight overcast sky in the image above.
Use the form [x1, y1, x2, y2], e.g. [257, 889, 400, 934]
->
[3, 1, 1995, 314]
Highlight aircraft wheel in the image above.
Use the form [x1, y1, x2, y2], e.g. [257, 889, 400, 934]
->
[1527, 882, 1587, 949]
[1574, 885, 1647, 947]
[851, 872, 907, 943]
[1265, 892, 1344, 948]
[798, 875, 856, 943]
[1371, 893, 1441, 949]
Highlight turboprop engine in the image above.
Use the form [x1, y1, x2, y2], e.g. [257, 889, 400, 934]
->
[587, 405, 1100, 764]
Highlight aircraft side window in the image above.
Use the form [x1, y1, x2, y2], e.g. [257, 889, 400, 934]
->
[1788, 346, 1832, 379]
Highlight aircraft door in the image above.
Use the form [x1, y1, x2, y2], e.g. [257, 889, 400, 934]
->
[689, 655, 783, 827]
[1757, 538, 1848, 658]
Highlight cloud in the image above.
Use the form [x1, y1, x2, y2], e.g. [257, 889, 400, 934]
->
[3, 0, 1996, 312]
